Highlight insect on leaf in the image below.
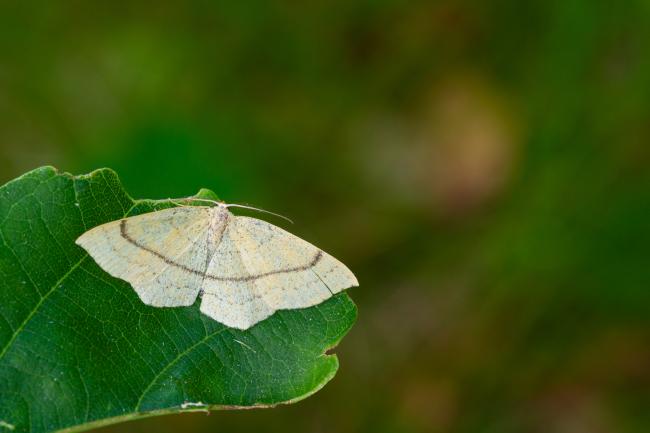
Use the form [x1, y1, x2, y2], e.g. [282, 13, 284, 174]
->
[0, 167, 357, 433]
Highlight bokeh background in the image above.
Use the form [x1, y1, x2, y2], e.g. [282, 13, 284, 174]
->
[1, 1, 649, 432]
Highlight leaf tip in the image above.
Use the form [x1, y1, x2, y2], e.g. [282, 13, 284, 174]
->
[194, 188, 220, 201]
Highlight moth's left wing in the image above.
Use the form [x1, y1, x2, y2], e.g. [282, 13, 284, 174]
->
[76, 206, 214, 307]
[199, 216, 357, 329]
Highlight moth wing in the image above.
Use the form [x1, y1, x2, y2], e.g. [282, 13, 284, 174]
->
[200, 216, 357, 329]
[76, 206, 214, 307]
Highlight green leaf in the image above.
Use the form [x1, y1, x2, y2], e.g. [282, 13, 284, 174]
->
[0, 167, 357, 433]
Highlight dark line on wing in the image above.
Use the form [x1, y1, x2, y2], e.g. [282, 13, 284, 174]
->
[119, 219, 323, 282]
[216, 250, 324, 282]
[311, 268, 335, 295]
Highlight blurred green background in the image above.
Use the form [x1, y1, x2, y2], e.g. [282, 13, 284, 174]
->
[1, 1, 649, 432]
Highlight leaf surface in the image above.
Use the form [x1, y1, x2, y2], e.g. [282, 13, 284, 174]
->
[0, 167, 356, 433]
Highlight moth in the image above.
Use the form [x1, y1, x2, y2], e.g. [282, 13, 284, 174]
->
[76, 199, 357, 329]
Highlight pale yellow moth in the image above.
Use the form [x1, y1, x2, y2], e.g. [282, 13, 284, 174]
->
[76, 199, 357, 329]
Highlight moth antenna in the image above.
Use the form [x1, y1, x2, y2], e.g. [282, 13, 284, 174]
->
[177, 197, 222, 206]
[170, 197, 293, 224]
[225, 203, 294, 224]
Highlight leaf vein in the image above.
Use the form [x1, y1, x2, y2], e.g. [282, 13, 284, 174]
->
[134, 327, 228, 412]
[0, 202, 139, 362]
